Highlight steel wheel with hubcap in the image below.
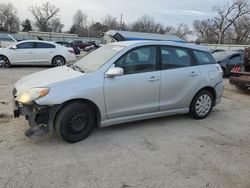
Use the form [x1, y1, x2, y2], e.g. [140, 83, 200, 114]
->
[55, 102, 95, 143]
[190, 90, 213, 119]
[52, 56, 65, 67]
[0, 55, 10, 68]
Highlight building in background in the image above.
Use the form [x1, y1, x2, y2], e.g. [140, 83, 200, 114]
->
[103, 30, 184, 44]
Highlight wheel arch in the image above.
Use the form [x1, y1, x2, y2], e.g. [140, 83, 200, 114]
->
[191, 86, 216, 107]
[52, 98, 101, 130]
[0, 54, 10, 64]
[51, 55, 66, 64]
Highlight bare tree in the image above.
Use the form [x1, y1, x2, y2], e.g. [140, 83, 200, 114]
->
[231, 16, 250, 44]
[213, 0, 250, 44]
[173, 23, 192, 40]
[131, 15, 156, 33]
[50, 18, 64, 33]
[21, 19, 32, 32]
[70, 10, 88, 35]
[0, 3, 20, 33]
[193, 19, 218, 43]
[30, 2, 61, 32]
[164, 26, 175, 34]
[102, 15, 119, 30]
[73, 10, 87, 28]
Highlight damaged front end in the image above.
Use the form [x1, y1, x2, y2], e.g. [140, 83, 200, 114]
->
[13, 88, 58, 138]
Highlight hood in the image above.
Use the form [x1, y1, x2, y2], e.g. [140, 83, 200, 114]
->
[15, 66, 82, 94]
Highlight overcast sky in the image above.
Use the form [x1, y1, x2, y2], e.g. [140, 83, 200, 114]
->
[4, 0, 229, 30]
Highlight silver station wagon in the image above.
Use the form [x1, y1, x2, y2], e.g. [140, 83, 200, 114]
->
[13, 41, 224, 142]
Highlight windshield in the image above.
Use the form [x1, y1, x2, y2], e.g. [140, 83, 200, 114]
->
[73, 45, 125, 73]
[212, 51, 237, 62]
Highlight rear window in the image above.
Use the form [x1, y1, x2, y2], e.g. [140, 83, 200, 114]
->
[193, 50, 216, 65]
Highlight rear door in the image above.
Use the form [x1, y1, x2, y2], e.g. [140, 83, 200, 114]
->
[159, 46, 201, 111]
[33, 42, 56, 65]
[9, 42, 35, 64]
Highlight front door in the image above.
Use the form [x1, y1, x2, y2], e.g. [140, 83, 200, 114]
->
[104, 46, 160, 119]
[9, 42, 35, 64]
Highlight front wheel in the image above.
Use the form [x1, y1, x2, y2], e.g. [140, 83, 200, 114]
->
[52, 56, 66, 67]
[190, 90, 213, 119]
[0, 55, 10, 68]
[55, 102, 95, 143]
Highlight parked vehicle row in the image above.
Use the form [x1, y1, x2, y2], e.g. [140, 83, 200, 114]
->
[212, 50, 244, 77]
[13, 41, 224, 143]
[230, 47, 250, 90]
[0, 40, 76, 68]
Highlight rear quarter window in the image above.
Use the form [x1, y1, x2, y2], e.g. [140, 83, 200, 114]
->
[193, 50, 216, 65]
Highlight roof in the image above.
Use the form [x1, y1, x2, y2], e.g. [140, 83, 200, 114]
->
[105, 30, 183, 42]
[108, 40, 210, 52]
[15, 40, 58, 44]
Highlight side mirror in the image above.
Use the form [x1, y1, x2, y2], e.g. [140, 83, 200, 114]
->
[106, 67, 124, 77]
[11, 45, 17, 50]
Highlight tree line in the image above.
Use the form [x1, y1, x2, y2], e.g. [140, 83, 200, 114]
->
[0, 0, 249, 44]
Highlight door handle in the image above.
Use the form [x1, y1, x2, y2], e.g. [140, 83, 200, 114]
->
[188, 71, 198, 77]
[148, 76, 159, 82]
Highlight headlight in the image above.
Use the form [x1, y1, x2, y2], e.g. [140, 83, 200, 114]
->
[16, 88, 49, 104]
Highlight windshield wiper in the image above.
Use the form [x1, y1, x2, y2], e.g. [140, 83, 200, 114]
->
[71, 65, 84, 73]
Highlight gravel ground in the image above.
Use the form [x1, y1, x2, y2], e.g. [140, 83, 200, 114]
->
[0, 67, 250, 188]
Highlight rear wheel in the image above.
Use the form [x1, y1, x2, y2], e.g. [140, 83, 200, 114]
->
[52, 56, 65, 67]
[190, 90, 213, 119]
[0, 55, 10, 68]
[55, 102, 95, 143]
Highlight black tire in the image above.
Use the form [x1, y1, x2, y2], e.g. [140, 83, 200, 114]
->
[235, 85, 248, 91]
[55, 102, 95, 143]
[0, 55, 10, 68]
[190, 90, 214, 119]
[52, 56, 66, 67]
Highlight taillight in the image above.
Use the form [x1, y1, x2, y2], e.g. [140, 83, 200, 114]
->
[231, 66, 241, 72]
[68, 49, 75, 54]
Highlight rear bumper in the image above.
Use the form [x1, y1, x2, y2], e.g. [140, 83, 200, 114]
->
[214, 81, 224, 105]
[230, 74, 250, 87]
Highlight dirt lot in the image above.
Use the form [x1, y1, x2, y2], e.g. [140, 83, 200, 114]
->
[0, 67, 250, 188]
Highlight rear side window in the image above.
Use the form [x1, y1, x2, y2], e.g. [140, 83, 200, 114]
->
[16, 42, 34, 49]
[36, 42, 55, 48]
[193, 50, 215, 65]
[160, 46, 191, 69]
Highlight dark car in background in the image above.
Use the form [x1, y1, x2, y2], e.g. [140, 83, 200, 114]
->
[212, 51, 243, 77]
[70, 40, 91, 50]
[56, 41, 80, 55]
[210, 49, 225, 54]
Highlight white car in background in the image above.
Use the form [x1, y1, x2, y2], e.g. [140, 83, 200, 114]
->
[0, 40, 76, 68]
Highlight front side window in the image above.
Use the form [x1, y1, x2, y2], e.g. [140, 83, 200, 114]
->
[115, 46, 156, 74]
[36, 42, 55, 48]
[160, 46, 191, 69]
[194, 50, 215, 65]
[16, 42, 34, 49]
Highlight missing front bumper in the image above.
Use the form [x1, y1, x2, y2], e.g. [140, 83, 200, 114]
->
[13, 101, 57, 137]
